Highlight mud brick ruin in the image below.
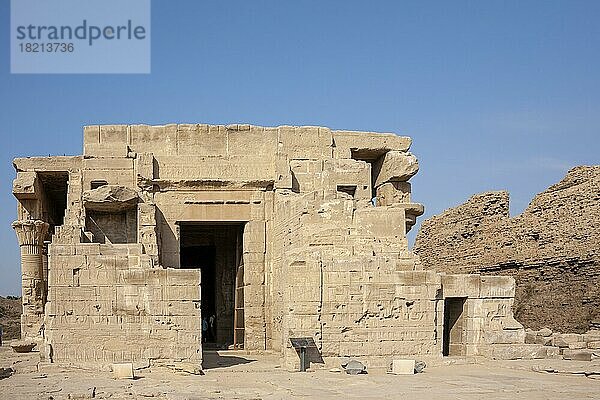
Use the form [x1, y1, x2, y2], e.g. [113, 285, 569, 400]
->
[415, 166, 600, 333]
[12, 124, 525, 370]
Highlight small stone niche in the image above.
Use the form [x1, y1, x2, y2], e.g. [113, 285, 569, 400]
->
[82, 185, 139, 244]
[85, 208, 137, 244]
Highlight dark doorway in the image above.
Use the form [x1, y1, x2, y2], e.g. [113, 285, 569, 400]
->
[181, 244, 216, 327]
[350, 149, 389, 205]
[37, 171, 69, 232]
[442, 297, 466, 356]
[179, 222, 245, 349]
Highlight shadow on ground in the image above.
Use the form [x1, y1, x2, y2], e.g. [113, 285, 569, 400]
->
[202, 350, 256, 370]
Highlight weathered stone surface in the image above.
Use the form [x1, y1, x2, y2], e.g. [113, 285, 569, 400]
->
[542, 346, 561, 358]
[11, 340, 36, 353]
[0, 367, 14, 380]
[375, 182, 411, 206]
[414, 360, 426, 373]
[483, 344, 547, 360]
[553, 334, 583, 348]
[562, 350, 594, 361]
[414, 166, 600, 333]
[332, 130, 412, 158]
[538, 328, 553, 337]
[170, 362, 203, 375]
[373, 151, 419, 187]
[12, 171, 38, 199]
[344, 359, 367, 375]
[536, 336, 554, 346]
[67, 387, 96, 399]
[525, 330, 538, 344]
[83, 185, 139, 211]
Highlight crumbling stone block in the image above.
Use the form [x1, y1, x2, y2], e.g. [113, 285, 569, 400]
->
[562, 349, 593, 361]
[414, 167, 600, 333]
[373, 151, 419, 187]
[553, 334, 583, 348]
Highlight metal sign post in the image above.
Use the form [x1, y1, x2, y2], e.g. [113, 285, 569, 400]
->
[289, 337, 317, 372]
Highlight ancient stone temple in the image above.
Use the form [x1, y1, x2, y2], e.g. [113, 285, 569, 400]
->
[12, 124, 524, 370]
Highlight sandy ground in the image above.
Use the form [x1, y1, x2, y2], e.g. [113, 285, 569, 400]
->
[1, 341, 599, 400]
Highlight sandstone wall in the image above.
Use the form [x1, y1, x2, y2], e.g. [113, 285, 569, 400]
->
[414, 166, 600, 333]
[45, 242, 201, 366]
[272, 178, 522, 369]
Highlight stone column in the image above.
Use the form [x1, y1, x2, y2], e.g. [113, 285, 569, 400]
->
[12, 219, 49, 340]
[243, 219, 267, 350]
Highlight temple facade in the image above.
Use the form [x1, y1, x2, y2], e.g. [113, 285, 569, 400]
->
[12, 124, 524, 370]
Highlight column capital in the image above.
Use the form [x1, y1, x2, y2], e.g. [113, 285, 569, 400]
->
[12, 220, 49, 247]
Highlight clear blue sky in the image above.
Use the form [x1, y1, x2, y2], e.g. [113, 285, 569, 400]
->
[1, 1, 598, 295]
